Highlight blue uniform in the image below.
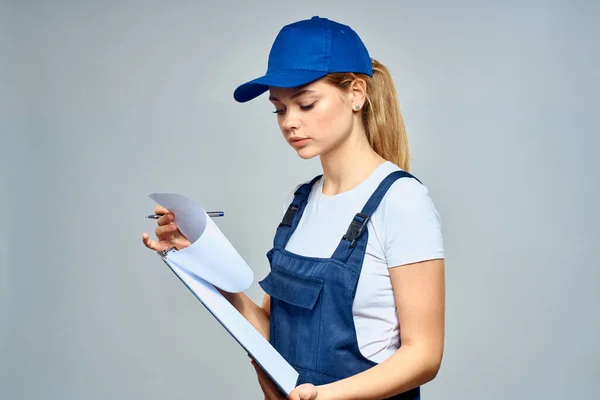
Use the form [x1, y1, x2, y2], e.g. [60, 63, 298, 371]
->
[259, 171, 421, 399]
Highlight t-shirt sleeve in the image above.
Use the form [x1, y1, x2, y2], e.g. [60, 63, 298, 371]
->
[381, 178, 445, 268]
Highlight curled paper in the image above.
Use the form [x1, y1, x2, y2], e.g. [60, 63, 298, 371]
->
[148, 193, 253, 293]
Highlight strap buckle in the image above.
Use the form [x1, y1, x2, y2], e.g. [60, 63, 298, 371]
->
[280, 204, 299, 227]
[342, 212, 370, 247]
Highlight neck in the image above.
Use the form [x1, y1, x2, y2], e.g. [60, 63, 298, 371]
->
[319, 125, 386, 196]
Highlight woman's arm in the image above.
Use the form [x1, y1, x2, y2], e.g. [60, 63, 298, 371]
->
[218, 290, 271, 340]
[317, 258, 445, 400]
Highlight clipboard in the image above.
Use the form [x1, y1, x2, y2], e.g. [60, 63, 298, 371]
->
[156, 246, 299, 397]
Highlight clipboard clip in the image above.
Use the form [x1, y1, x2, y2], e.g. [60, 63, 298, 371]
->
[157, 247, 177, 259]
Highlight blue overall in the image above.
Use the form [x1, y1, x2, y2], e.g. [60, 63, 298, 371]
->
[259, 171, 421, 400]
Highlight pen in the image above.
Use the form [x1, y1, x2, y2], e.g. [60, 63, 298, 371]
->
[146, 211, 224, 219]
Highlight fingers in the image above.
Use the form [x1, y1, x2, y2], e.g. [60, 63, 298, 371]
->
[155, 222, 178, 237]
[152, 206, 174, 226]
[251, 362, 266, 387]
[289, 385, 317, 400]
[251, 359, 261, 372]
[251, 361, 282, 399]
[288, 390, 303, 400]
[153, 205, 169, 215]
[142, 232, 182, 252]
[156, 213, 173, 228]
[142, 232, 163, 251]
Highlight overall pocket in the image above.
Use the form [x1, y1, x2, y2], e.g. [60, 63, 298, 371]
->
[258, 268, 324, 371]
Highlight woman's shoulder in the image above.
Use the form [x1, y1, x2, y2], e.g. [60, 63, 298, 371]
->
[382, 175, 439, 217]
[374, 163, 434, 208]
[373, 165, 442, 228]
[386, 172, 432, 204]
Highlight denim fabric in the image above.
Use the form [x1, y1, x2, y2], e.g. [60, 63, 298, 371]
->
[259, 171, 422, 400]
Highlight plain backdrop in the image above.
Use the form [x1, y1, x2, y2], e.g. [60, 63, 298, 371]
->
[2, 1, 599, 399]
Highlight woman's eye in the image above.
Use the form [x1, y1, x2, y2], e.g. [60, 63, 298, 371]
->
[272, 102, 315, 115]
[300, 102, 316, 110]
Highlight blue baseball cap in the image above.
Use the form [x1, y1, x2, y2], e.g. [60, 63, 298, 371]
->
[233, 16, 373, 103]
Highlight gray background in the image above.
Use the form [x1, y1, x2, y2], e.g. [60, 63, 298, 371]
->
[2, 0, 599, 399]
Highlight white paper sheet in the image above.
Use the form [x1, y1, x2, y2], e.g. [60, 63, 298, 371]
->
[148, 193, 253, 293]
[164, 259, 299, 396]
[147, 192, 299, 396]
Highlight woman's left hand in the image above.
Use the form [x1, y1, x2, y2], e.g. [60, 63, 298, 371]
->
[289, 384, 319, 400]
[251, 360, 319, 400]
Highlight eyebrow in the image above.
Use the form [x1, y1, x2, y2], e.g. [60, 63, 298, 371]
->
[269, 89, 315, 102]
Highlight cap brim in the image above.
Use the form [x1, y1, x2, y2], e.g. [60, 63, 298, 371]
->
[233, 69, 328, 103]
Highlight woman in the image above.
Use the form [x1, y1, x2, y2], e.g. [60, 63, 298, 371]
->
[142, 16, 445, 400]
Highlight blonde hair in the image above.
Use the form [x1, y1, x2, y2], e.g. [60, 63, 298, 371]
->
[321, 59, 410, 172]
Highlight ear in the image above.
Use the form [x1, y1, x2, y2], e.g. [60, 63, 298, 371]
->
[349, 78, 367, 111]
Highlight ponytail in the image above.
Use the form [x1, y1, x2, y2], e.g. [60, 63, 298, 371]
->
[322, 59, 411, 171]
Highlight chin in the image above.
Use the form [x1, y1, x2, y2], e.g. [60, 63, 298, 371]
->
[295, 148, 320, 160]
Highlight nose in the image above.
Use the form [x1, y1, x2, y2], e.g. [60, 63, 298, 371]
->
[280, 108, 300, 133]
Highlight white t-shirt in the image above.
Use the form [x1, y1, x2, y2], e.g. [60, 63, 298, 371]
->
[281, 161, 444, 363]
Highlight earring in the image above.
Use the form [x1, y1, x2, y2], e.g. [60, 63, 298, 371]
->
[354, 105, 360, 110]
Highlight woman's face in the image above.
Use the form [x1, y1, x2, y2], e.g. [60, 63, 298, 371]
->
[269, 79, 356, 160]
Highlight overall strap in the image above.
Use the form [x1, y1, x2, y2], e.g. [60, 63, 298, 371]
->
[331, 170, 421, 263]
[273, 175, 323, 249]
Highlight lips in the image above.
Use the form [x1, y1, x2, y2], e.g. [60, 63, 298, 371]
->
[289, 137, 309, 147]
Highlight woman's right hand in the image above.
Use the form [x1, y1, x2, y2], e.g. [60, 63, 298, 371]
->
[142, 205, 191, 251]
